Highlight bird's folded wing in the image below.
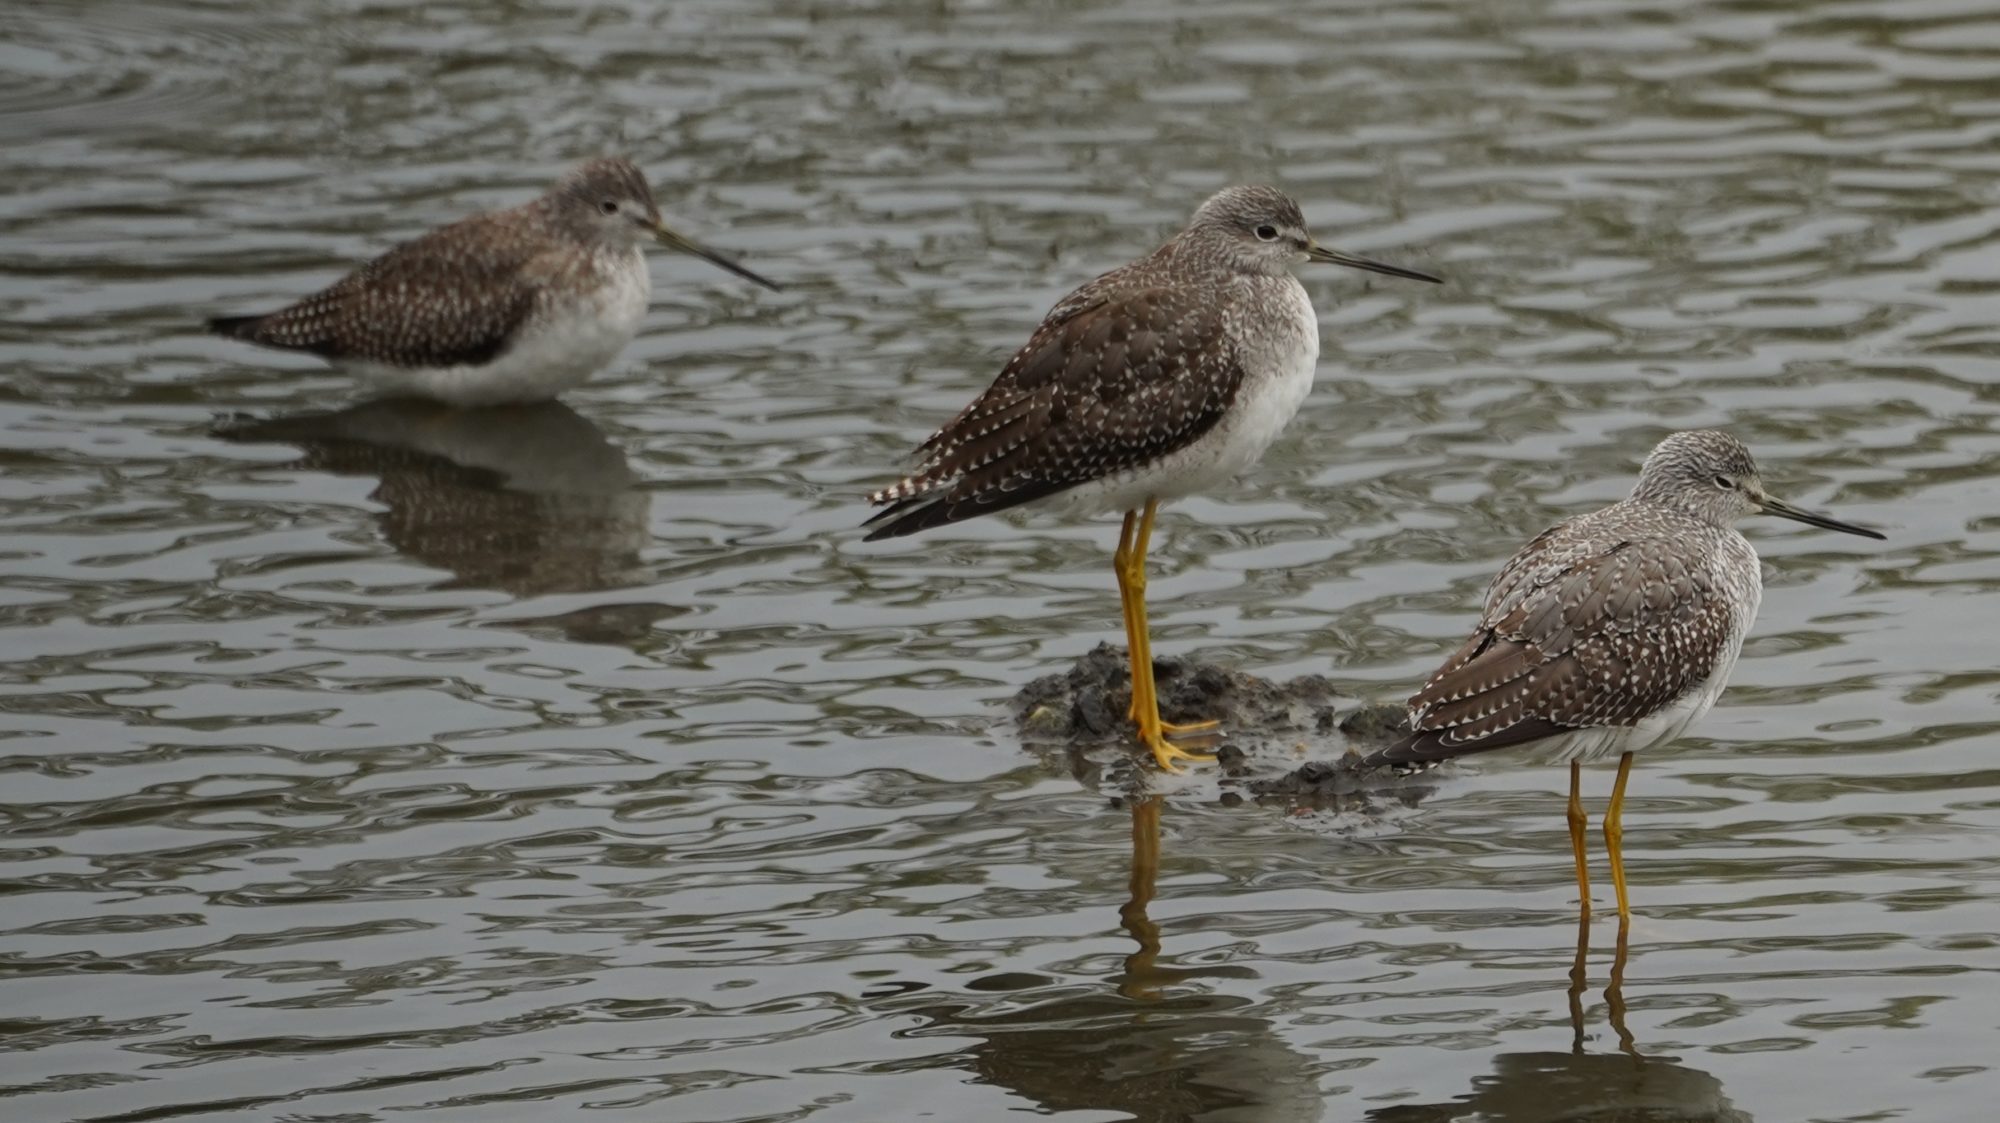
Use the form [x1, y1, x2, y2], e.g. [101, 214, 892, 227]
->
[864, 286, 1245, 538]
[1371, 533, 1735, 764]
[216, 214, 544, 369]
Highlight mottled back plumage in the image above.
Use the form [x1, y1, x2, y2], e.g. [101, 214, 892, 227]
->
[1376, 508, 1749, 764]
[207, 158, 660, 369]
[864, 186, 1323, 540]
[1366, 431, 1785, 767]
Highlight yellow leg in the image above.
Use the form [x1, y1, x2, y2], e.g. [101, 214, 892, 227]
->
[1605, 751, 1636, 922]
[1606, 754, 1640, 1055]
[1118, 796, 1164, 999]
[1114, 510, 1144, 707]
[1120, 505, 1219, 737]
[1567, 760, 1591, 917]
[1130, 501, 1220, 738]
[1123, 500, 1216, 771]
[1126, 501, 1163, 722]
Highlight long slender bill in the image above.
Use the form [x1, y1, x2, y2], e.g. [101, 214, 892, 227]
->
[1305, 242, 1441, 284]
[653, 222, 783, 291]
[1760, 494, 1886, 540]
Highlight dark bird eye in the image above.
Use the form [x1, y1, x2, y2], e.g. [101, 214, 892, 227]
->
[598, 199, 620, 216]
[1254, 224, 1279, 241]
[1714, 474, 1734, 489]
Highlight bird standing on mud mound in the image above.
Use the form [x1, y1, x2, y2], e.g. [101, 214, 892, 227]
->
[864, 185, 1440, 771]
[208, 157, 781, 407]
[1362, 430, 1884, 920]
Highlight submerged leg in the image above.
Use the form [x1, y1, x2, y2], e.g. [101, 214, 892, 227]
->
[1605, 751, 1636, 923]
[1125, 500, 1216, 771]
[1567, 760, 1592, 916]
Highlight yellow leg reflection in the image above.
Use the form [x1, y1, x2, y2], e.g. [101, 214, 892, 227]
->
[1606, 918, 1637, 1057]
[1566, 910, 1591, 1053]
[1117, 796, 1165, 1000]
[1604, 751, 1636, 922]
[1118, 500, 1217, 771]
[1567, 760, 1591, 917]
[1565, 902, 1640, 1058]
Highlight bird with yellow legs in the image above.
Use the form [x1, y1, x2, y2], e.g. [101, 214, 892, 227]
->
[865, 186, 1437, 771]
[1362, 431, 1883, 923]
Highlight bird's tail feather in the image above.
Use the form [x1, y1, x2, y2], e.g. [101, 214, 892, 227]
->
[207, 314, 265, 341]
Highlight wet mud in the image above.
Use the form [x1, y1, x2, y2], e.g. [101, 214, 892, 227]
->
[1013, 643, 1435, 803]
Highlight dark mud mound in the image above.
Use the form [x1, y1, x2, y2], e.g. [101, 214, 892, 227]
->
[1013, 643, 1432, 800]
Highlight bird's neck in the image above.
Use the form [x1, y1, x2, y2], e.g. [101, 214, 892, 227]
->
[1625, 494, 1731, 533]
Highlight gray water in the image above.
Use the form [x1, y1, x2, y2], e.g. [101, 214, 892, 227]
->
[5, 0, 2000, 1119]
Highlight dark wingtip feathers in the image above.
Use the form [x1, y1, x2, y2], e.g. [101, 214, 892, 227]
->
[860, 495, 948, 541]
[207, 313, 265, 341]
[1357, 738, 1450, 779]
[860, 469, 958, 540]
[1359, 716, 1577, 772]
[1357, 735, 1425, 772]
[1360, 733, 1464, 777]
[859, 504, 905, 541]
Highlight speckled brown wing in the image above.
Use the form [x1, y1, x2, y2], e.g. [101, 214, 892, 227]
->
[1363, 521, 1736, 766]
[208, 212, 543, 369]
[863, 284, 1243, 539]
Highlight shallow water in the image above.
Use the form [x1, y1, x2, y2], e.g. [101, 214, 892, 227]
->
[5, 0, 2000, 1119]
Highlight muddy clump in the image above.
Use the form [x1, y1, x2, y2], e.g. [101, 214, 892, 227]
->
[1013, 643, 1431, 800]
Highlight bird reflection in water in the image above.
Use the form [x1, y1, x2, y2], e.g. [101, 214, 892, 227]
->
[1367, 918, 1751, 1122]
[216, 399, 675, 640]
[908, 795, 1324, 1121]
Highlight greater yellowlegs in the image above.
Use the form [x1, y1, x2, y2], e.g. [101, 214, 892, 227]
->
[1362, 430, 1884, 920]
[865, 185, 1439, 771]
[208, 157, 780, 406]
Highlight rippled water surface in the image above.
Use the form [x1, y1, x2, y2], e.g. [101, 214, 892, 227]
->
[7, 0, 2000, 1119]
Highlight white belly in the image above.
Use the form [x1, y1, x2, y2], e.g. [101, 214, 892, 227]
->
[1528, 680, 1725, 766]
[345, 251, 651, 407]
[1047, 279, 1320, 518]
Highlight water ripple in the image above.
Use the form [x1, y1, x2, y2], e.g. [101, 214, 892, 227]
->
[6, 0, 2000, 1120]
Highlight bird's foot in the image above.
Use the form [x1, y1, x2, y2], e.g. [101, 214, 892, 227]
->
[1138, 728, 1217, 773]
[1126, 697, 1221, 737]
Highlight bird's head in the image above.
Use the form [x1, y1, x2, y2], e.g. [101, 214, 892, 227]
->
[552, 157, 781, 291]
[1187, 184, 1440, 284]
[1632, 429, 1883, 539]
